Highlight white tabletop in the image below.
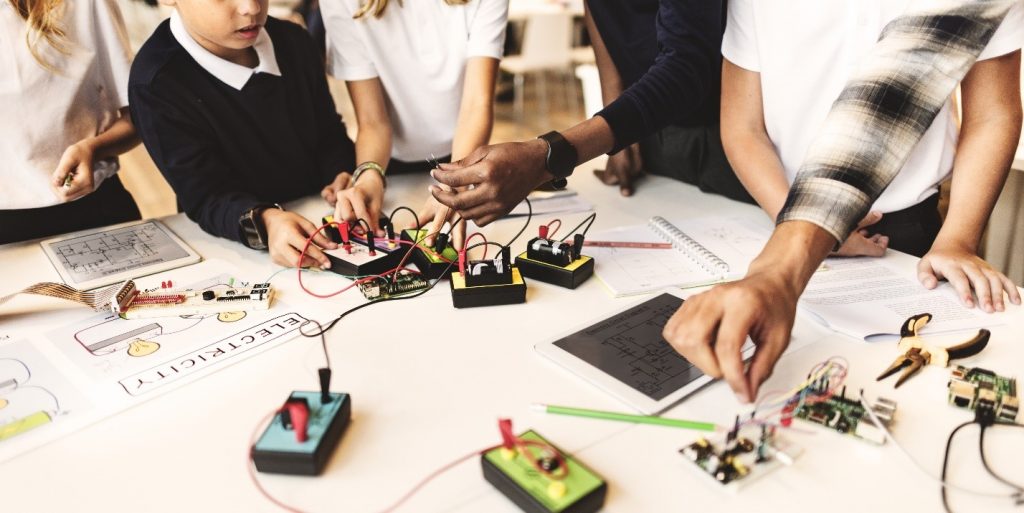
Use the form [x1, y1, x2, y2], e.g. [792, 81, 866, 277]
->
[1, 160, 1022, 513]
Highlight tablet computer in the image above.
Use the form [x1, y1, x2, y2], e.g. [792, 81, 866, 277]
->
[535, 291, 754, 414]
[41, 219, 201, 290]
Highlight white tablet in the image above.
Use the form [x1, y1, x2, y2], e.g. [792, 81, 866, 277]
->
[41, 219, 201, 290]
[535, 291, 755, 415]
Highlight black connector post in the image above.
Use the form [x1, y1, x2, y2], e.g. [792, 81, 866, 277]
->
[318, 368, 333, 404]
[573, 234, 584, 260]
[434, 233, 449, 253]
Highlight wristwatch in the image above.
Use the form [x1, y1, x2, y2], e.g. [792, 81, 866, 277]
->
[239, 203, 282, 250]
[537, 131, 579, 180]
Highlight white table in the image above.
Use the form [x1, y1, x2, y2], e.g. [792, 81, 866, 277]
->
[2, 161, 1022, 513]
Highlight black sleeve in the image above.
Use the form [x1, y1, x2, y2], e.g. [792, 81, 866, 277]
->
[130, 84, 261, 244]
[595, 0, 722, 153]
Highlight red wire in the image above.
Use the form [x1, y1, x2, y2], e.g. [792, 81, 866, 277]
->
[377, 444, 498, 513]
[546, 219, 562, 239]
[462, 232, 489, 259]
[247, 410, 307, 513]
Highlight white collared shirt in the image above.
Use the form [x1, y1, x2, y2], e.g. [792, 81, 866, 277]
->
[169, 10, 281, 91]
[0, 0, 132, 209]
[321, 0, 508, 161]
[723, 0, 1024, 214]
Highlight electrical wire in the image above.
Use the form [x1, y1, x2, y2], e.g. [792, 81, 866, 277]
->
[462, 232, 489, 259]
[978, 423, 1024, 498]
[545, 219, 562, 239]
[377, 445, 496, 513]
[940, 420, 977, 513]
[502, 197, 531, 249]
[388, 206, 421, 231]
[299, 319, 331, 369]
[559, 212, 596, 242]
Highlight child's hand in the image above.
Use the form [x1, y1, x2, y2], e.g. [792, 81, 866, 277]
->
[261, 209, 338, 269]
[51, 141, 97, 202]
[414, 195, 465, 250]
[832, 211, 888, 257]
[918, 241, 1021, 313]
[333, 171, 385, 236]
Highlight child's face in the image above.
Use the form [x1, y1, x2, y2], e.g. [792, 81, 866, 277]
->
[164, 0, 269, 64]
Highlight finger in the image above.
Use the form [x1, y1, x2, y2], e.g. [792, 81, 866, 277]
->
[857, 211, 883, 230]
[273, 244, 314, 269]
[337, 173, 352, 190]
[962, 264, 994, 313]
[425, 207, 448, 247]
[619, 182, 633, 197]
[943, 266, 976, 308]
[985, 271, 1005, 312]
[350, 196, 377, 236]
[288, 229, 330, 269]
[454, 201, 506, 226]
[998, 274, 1021, 305]
[452, 218, 466, 251]
[335, 195, 356, 224]
[593, 168, 619, 185]
[663, 299, 723, 380]
[917, 259, 940, 289]
[322, 185, 337, 205]
[431, 165, 487, 189]
[430, 184, 489, 212]
[298, 217, 337, 250]
[714, 308, 755, 402]
[746, 328, 789, 399]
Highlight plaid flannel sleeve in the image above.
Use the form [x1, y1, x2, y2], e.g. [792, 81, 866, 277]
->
[777, 0, 1017, 244]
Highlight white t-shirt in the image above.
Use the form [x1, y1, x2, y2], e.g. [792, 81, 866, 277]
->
[321, 0, 508, 161]
[0, 0, 133, 210]
[723, 0, 1024, 214]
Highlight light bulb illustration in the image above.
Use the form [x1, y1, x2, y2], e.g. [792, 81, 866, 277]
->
[127, 339, 160, 358]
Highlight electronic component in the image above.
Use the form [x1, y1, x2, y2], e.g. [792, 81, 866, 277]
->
[322, 215, 403, 277]
[450, 247, 526, 308]
[110, 280, 273, 319]
[679, 418, 797, 491]
[783, 386, 897, 445]
[251, 391, 351, 476]
[482, 429, 606, 513]
[400, 228, 459, 279]
[357, 273, 429, 301]
[516, 234, 594, 289]
[948, 366, 1018, 422]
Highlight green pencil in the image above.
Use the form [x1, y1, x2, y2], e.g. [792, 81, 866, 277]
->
[531, 403, 718, 432]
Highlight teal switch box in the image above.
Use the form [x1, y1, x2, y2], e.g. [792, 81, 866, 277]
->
[252, 391, 351, 475]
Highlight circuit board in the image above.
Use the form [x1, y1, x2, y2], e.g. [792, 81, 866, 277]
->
[679, 422, 796, 492]
[110, 280, 273, 319]
[358, 274, 429, 301]
[785, 391, 896, 445]
[948, 366, 1018, 422]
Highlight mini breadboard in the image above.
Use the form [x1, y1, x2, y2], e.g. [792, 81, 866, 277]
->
[358, 273, 429, 301]
[679, 420, 797, 492]
[400, 228, 458, 279]
[783, 388, 897, 445]
[110, 280, 272, 319]
[322, 215, 404, 277]
[482, 430, 606, 513]
[948, 366, 1018, 422]
[515, 235, 593, 289]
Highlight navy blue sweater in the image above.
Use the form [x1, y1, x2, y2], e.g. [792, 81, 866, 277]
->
[592, 0, 724, 153]
[129, 17, 355, 244]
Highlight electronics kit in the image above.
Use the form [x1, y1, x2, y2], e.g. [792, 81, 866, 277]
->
[5, 195, 1022, 513]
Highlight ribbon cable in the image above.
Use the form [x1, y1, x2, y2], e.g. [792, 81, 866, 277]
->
[0, 282, 118, 312]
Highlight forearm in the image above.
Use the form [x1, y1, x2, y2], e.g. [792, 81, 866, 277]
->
[451, 102, 493, 161]
[722, 131, 791, 220]
[749, 220, 835, 293]
[85, 108, 141, 159]
[354, 121, 392, 169]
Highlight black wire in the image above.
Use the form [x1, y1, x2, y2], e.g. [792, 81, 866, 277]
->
[502, 197, 532, 250]
[355, 218, 373, 236]
[980, 423, 1024, 495]
[941, 420, 976, 513]
[388, 206, 421, 231]
[560, 212, 597, 242]
[298, 319, 331, 369]
[443, 215, 463, 238]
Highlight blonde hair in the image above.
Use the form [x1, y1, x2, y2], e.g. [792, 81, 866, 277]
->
[354, 0, 470, 20]
[9, 0, 68, 70]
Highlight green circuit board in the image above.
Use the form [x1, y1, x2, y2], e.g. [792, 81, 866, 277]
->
[948, 366, 1019, 422]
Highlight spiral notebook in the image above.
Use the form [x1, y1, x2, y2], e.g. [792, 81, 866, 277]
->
[586, 216, 771, 297]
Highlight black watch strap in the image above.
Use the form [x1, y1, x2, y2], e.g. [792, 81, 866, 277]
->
[239, 203, 281, 250]
[538, 131, 578, 180]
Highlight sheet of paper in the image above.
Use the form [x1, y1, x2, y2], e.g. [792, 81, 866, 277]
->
[508, 190, 594, 217]
[799, 258, 1008, 340]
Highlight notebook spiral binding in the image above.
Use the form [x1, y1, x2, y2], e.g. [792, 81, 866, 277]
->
[648, 216, 730, 277]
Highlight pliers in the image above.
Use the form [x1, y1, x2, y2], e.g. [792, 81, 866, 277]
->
[876, 313, 990, 388]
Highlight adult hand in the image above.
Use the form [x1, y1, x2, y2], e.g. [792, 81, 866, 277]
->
[261, 209, 338, 269]
[320, 171, 352, 206]
[832, 211, 888, 257]
[51, 141, 97, 202]
[414, 195, 466, 250]
[331, 171, 385, 236]
[918, 241, 1021, 313]
[430, 140, 552, 226]
[593, 143, 643, 196]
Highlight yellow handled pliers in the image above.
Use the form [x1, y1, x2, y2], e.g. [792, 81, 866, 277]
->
[876, 313, 990, 388]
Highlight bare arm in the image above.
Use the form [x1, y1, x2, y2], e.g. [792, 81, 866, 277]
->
[51, 106, 141, 201]
[918, 49, 1023, 311]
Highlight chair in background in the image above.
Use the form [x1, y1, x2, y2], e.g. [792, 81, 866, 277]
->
[499, 11, 574, 124]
